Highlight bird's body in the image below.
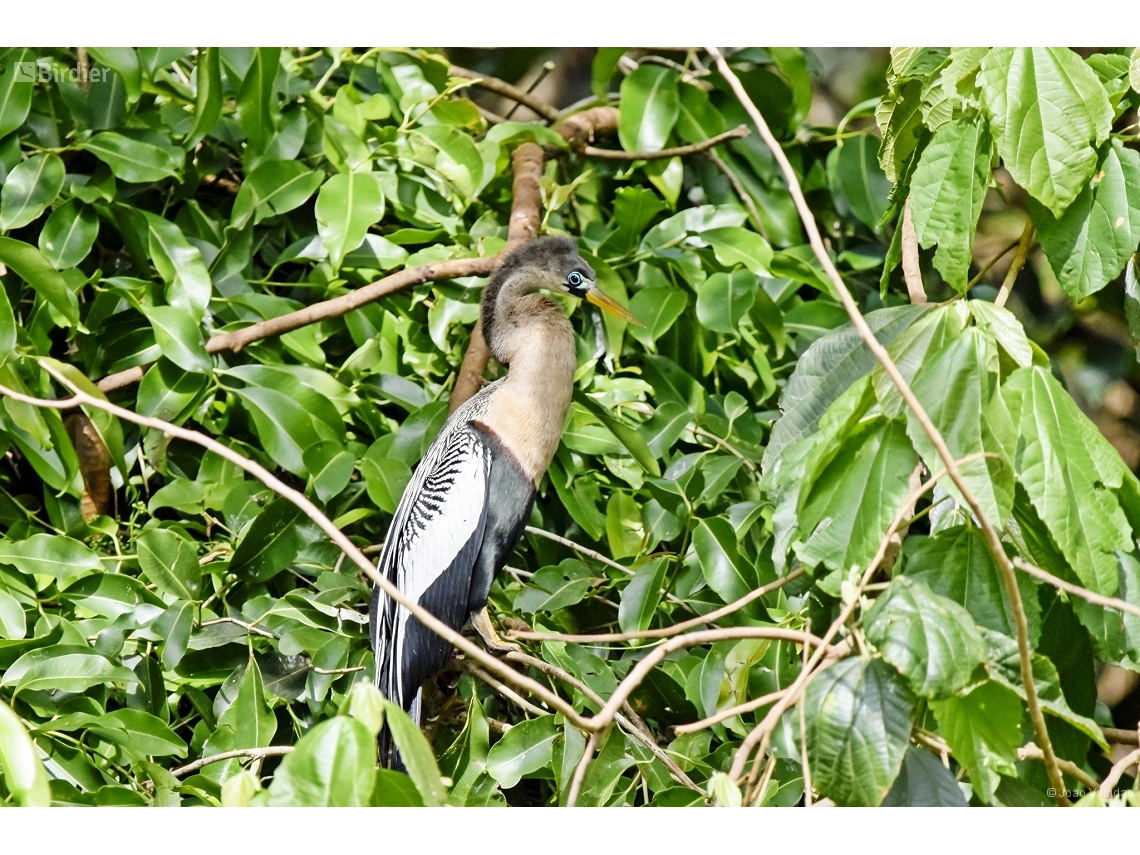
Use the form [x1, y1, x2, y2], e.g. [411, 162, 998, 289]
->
[369, 237, 635, 767]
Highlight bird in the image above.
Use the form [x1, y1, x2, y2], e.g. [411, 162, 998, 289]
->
[368, 236, 638, 767]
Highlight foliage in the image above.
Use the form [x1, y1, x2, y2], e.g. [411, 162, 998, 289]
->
[0, 45, 1139, 807]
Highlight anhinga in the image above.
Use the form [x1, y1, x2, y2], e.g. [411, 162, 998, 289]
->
[369, 236, 637, 766]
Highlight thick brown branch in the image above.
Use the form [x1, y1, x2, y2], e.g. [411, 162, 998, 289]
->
[448, 64, 560, 123]
[555, 106, 620, 151]
[1102, 726, 1140, 746]
[582, 125, 749, 161]
[707, 46, 1068, 806]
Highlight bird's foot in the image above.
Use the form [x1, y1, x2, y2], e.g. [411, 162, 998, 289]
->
[471, 608, 520, 655]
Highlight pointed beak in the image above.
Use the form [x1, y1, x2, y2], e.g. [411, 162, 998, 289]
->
[585, 285, 642, 326]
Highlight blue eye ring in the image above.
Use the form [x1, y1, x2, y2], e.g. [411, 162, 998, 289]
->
[567, 271, 583, 287]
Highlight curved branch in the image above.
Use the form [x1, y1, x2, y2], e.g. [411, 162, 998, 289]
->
[1100, 746, 1140, 799]
[706, 46, 1068, 806]
[582, 125, 749, 161]
[1013, 558, 1140, 620]
[448, 64, 560, 123]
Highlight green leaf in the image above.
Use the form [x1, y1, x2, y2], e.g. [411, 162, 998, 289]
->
[142, 305, 210, 374]
[417, 124, 485, 202]
[606, 492, 643, 559]
[619, 64, 680, 154]
[1032, 139, 1140, 301]
[137, 527, 201, 601]
[87, 709, 186, 758]
[906, 327, 1013, 526]
[360, 456, 412, 515]
[628, 286, 687, 347]
[137, 358, 210, 423]
[575, 391, 661, 476]
[881, 745, 968, 807]
[237, 48, 281, 155]
[38, 200, 99, 270]
[1, 645, 138, 695]
[268, 717, 375, 806]
[304, 442, 355, 504]
[184, 47, 222, 149]
[315, 171, 385, 274]
[703, 227, 772, 276]
[0, 153, 65, 231]
[229, 160, 324, 230]
[229, 496, 306, 583]
[827, 134, 891, 232]
[86, 47, 141, 102]
[930, 679, 1022, 803]
[805, 657, 916, 806]
[696, 269, 758, 334]
[143, 213, 213, 320]
[233, 384, 341, 477]
[693, 517, 756, 604]
[864, 576, 987, 699]
[204, 657, 276, 759]
[485, 714, 558, 789]
[979, 47, 1113, 215]
[908, 119, 993, 289]
[1004, 366, 1133, 594]
[592, 48, 627, 100]
[618, 558, 668, 635]
[0, 274, 14, 356]
[763, 305, 927, 471]
[0, 699, 50, 806]
[513, 559, 596, 614]
[384, 701, 448, 806]
[0, 533, 103, 588]
[77, 132, 183, 183]
[0, 236, 80, 325]
[903, 525, 1041, 643]
[795, 417, 920, 575]
[0, 49, 34, 139]
[0, 588, 25, 640]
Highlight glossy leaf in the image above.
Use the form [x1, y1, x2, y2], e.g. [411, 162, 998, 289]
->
[267, 717, 375, 806]
[930, 680, 1022, 803]
[38, 200, 99, 270]
[137, 527, 201, 601]
[315, 172, 385, 273]
[78, 132, 183, 183]
[0, 699, 50, 806]
[486, 714, 558, 789]
[0, 236, 80, 325]
[0, 153, 65, 230]
[385, 701, 448, 806]
[619, 64, 679, 154]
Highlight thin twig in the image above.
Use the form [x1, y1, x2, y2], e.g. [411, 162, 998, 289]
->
[170, 746, 294, 778]
[583, 126, 749, 161]
[1013, 558, 1140, 620]
[466, 663, 550, 718]
[507, 568, 804, 643]
[800, 618, 813, 807]
[448, 64, 560, 123]
[504, 61, 555, 121]
[674, 690, 785, 735]
[965, 237, 1021, 290]
[1017, 743, 1100, 791]
[1100, 747, 1140, 799]
[707, 46, 1068, 805]
[566, 731, 598, 807]
[311, 665, 365, 675]
[901, 198, 926, 305]
[524, 526, 630, 574]
[692, 426, 760, 477]
[705, 148, 767, 240]
[994, 220, 1034, 309]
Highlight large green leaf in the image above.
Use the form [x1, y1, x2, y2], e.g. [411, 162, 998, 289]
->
[204, 657, 276, 758]
[77, 131, 184, 183]
[929, 679, 1022, 803]
[805, 657, 916, 806]
[184, 47, 222, 149]
[864, 576, 986, 699]
[1, 645, 138, 695]
[267, 717, 375, 806]
[1032, 139, 1140, 301]
[696, 269, 758, 334]
[228, 496, 306, 583]
[233, 384, 343, 477]
[229, 160, 324, 230]
[485, 714, 558, 790]
[0, 49, 34, 139]
[38, 199, 99, 270]
[142, 305, 210, 374]
[906, 327, 1013, 526]
[384, 701, 448, 806]
[0, 236, 80, 325]
[763, 304, 926, 471]
[827, 133, 891, 232]
[0, 699, 50, 806]
[693, 517, 757, 605]
[0, 153, 65, 231]
[1003, 366, 1133, 595]
[143, 213, 213, 320]
[881, 745, 968, 807]
[618, 558, 668, 635]
[908, 119, 992, 289]
[619, 64, 680, 154]
[137, 527, 201, 601]
[795, 417, 919, 575]
[315, 171, 385, 273]
[237, 48, 281, 154]
[0, 533, 103, 589]
[979, 47, 1113, 216]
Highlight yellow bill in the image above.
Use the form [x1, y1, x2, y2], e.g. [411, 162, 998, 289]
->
[586, 287, 642, 326]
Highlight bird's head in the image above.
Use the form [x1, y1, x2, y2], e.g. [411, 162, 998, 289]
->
[485, 236, 640, 325]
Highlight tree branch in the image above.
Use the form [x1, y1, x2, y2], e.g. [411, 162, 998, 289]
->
[566, 731, 598, 807]
[994, 220, 1034, 309]
[706, 46, 1068, 805]
[506, 568, 804, 643]
[705, 148, 767, 239]
[1099, 746, 1140, 799]
[901, 197, 926, 305]
[555, 106, 620, 151]
[448, 64, 560, 123]
[169, 746, 294, 778]
[1017, 743, 1100, 791]
[582, 125, 749, 161]
[1013, 558, 1140, 620]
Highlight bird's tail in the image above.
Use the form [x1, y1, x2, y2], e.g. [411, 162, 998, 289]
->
[378, 688, 422, 771]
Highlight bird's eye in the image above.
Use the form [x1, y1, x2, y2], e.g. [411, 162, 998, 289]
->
[567, 271, 583, 287]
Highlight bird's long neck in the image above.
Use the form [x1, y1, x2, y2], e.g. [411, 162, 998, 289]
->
[482, 292, 577, 484]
